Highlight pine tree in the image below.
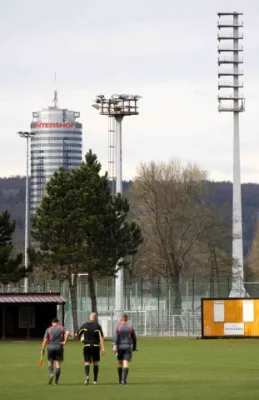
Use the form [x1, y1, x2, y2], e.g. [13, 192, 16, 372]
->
[0, 211, 24, 285]
[30, 150, 142, 333]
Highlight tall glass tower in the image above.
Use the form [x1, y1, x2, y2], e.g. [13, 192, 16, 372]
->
[30, 96, 82, 214]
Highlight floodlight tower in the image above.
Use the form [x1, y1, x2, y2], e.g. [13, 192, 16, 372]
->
[17, 131, 35, 293]
[92, 94, 141, 312]
[108, 116, 117, 195]
[217, 12, 246, 297]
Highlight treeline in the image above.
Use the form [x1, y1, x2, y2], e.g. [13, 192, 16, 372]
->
[0, 176, 259, 257]
[2, 155, 259, 332]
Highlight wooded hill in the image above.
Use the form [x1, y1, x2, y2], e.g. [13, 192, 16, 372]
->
[0, 177, 258, 257]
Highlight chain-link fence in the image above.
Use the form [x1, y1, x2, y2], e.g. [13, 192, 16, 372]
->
[59, 308, 202, 338]
[1, 277, 258, 338]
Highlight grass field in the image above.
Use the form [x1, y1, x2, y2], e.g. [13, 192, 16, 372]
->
[1, 338, 259, 400]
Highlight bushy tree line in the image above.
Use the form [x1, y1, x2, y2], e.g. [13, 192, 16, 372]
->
[1, 151, 236, 331]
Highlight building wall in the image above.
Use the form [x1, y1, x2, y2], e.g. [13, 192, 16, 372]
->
[30, 107, 82, 214]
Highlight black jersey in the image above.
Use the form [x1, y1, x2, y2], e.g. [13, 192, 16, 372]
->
[77, 321, 104, 346]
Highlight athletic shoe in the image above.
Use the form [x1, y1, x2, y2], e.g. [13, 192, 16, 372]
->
[94, 381, 97, 385]
[85, 377, 89, 385]
[48, 374, 54, 385]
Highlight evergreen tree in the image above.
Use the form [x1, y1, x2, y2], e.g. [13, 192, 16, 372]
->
[30, 150, 142, 333]
[0, 211, 24, 284]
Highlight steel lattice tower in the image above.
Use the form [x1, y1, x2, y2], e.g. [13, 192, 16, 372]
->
[92, 94, 141, 312]
[217, 12, 246, 297]
[108, 116, 116, 195]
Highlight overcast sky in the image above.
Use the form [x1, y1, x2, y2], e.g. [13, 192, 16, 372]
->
[0, 0, 259, 182]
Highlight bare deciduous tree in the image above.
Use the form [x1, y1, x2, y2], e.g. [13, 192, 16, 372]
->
[247, 221, 259, 280]
[129, 160, 230, 310]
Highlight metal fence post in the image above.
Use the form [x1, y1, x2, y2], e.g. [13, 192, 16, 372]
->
[186, 279, 189, 312]
[140, 279, 143, 311]
[187, 310, 190, 337]
[157, 278, 160, 336]
[186, 280, 189, 337]
[107, 277, 110, 311]
[85, 280, 88, 314]
[124, 275, 127, 311]
[135, 282, 138, 311]
[192, 277, 195, 313]
[169, 283, 171, 336]
[192, 277, 195, 335]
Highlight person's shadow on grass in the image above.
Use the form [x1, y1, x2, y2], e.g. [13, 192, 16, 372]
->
[60, 381, 173, 386]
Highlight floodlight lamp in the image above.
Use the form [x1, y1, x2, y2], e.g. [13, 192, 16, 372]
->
[17, 131, 36, 138]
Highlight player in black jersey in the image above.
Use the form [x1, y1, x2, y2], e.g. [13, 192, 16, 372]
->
[77, 313, 105, 385]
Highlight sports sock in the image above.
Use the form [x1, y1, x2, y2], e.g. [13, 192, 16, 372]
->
[85, 365, 90, 377]
[55, 368, 61, 383]
[122, 367, 129, 383]
[48, 365, 54, 375]
[118, 367, 123, 382]
[93, 365, 99, 382]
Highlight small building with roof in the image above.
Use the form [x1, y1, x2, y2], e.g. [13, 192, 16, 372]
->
[0, 293, 66, 340]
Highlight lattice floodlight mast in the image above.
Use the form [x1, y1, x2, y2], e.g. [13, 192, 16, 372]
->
[17, 131, 35, 293]
[108, 116, 117, 195]
[217, 12, 246, 297]
[92, 94, 141, 312]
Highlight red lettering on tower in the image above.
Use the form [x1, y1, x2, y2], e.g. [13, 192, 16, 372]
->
[34, 123, 75, 129]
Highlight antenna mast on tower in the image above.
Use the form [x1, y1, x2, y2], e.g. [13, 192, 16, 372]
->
[53, 72, 58, 108]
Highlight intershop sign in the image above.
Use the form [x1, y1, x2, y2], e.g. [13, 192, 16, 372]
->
[35, 123, 75, 129]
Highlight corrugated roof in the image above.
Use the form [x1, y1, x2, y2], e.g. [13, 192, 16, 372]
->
[0, 294, 66, 304]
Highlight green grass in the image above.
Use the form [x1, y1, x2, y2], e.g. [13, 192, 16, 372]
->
[1, 338, 259, 400]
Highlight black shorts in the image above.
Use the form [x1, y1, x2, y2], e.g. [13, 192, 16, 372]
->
[117, 348, 132, 362]
[48, 347, 64, 362]
[83, 346, 100, 363]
